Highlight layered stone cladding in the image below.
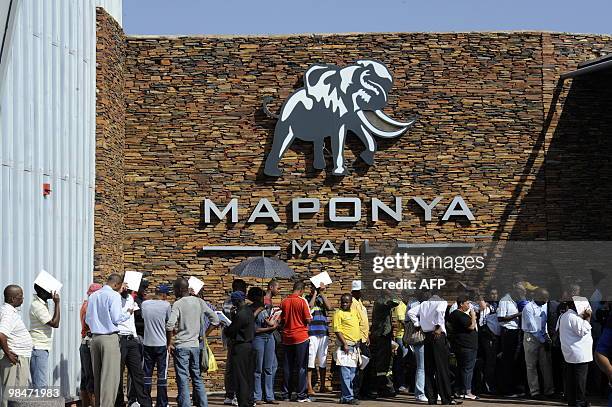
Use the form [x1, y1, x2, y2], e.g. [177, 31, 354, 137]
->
[95, 7, 612, 389]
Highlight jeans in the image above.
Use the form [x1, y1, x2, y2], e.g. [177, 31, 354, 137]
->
[30, 349, 49, 389]
[174, 347, 208, 407]
[455, 347, 477, 394]
[282, 339, 309, 401]
[143, 346, 168, 407]
[409, 343, 425, 398]
[392, 338, 408, 390]
[253, 335, 277, 402]
[340, 366, 357, 402]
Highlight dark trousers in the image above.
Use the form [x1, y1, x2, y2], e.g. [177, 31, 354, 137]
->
[143, 346, 168, 407]
[565, 362, 588, 407]
[224, 345, 235, 399]
[455, 347, 477, 394]
[353, 341, 369, 399]
[232, 343, 255, 407]
[116, 336, 151, 407]
[424, 332, 452, 404]
[368, 334, 395, 395]
[478, 327, 498, 394]
[282, 339, 309, 400]
[500, 328, 522, 395]
[392, 338, 408, 390]
[551, 345, 565, 395]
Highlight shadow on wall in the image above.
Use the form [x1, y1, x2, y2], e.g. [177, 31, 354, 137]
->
[490, 71, 612, 297]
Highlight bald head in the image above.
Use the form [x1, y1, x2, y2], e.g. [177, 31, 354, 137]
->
[4, 285, 23, 307]
[534, 288, 550, 305]
[173, 278, 189, 298]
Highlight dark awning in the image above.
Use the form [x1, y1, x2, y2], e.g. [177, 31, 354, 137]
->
[561, 53, 612, 80]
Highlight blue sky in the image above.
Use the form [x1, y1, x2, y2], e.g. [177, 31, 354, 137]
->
[123, 0, 612, 36]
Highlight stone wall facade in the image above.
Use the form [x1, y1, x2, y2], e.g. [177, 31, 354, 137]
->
[95, 8, 612, 390]
[94, 8, 126, 277]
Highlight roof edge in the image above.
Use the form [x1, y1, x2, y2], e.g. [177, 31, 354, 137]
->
[124, 30, 612, 41]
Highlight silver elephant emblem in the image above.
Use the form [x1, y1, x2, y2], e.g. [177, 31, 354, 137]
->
[263, 60, 415, 177]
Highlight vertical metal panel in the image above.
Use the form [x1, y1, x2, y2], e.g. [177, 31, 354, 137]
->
[95, 0, 122, 26]
[0, 0, 119, 400]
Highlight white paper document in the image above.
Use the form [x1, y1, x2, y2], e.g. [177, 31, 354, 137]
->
[34, 270, 63, 294]
[572, 296, 592, 316]
[359, 355, 370, 370]
[310, 271, 332, 288]
[124, 271, 143, 291]
[216, 311, 232, 326]
[335, 347, 359, 368]
[188, 276, 204, 295]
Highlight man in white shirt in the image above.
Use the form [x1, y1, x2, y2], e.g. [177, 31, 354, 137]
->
[497, 286, 523, 397]
[116, 289, 151, 407]
[0, 285, 33, 407]
[407, 294, 457, 405]
[558, 301, 592, 407]
[29, 284, 61, 389]
[521, 288, 554, 399]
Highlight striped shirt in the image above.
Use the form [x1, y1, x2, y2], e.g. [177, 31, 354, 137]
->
[29, 295, 53, 350]
[0, 303, 33, 357]
[306, 295, 328, 337]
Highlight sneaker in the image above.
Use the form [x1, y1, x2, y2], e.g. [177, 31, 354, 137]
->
[415, 395, 429, 402]
[224, 399, 234, 406]
[349, 400, 360, 405]
[463, 393, 478, 400]
[297, 398, 313, 403]
[232, 397, 239, 406]
[398, 386, 410, 394]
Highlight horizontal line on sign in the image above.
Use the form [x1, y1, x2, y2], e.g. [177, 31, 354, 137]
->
[397, 243, 476, 249]
[201, 246, 282, 251]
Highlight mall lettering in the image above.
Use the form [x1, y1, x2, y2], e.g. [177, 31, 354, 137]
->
[202, 196, 475, 224]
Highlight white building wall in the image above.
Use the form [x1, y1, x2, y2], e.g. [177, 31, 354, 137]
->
[0, 0, 122, 400]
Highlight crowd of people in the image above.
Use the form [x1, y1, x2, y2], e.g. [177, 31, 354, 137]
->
[0, 274, 610, 407]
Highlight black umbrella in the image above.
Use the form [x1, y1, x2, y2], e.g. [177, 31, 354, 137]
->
[232, 256, 294, 279]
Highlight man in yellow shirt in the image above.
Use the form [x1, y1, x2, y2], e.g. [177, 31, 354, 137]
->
[350, 281, 369, 400]
[333, 294, 361, 405]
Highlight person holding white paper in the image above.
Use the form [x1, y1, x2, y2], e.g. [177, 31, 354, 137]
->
[28, 283, 61, 389]
[116, 285, 151, 407]
[306, 282, 333, 395]
[558, 300, 593, 407]
[332, 294, 361, 405]
[166, 278, 219, 407]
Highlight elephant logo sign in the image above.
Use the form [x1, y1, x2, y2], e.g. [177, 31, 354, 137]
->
[263, 60, 416, 177]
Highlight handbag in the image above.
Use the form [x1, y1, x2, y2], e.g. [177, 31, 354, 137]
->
[402, 318, 425, 346]
[200, 343, 209, 372]
[207, 343, 218, 372]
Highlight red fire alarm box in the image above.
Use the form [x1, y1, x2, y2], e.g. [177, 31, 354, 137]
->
[43, 183, 51, 197]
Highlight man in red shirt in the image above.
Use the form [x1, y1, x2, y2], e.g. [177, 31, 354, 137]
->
[280, 280, 312, 402]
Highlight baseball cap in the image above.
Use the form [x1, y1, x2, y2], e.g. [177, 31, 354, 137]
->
[230, 290, 246, 305]
[156, 284, 170, 294]
[351, 280, 362, 291]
